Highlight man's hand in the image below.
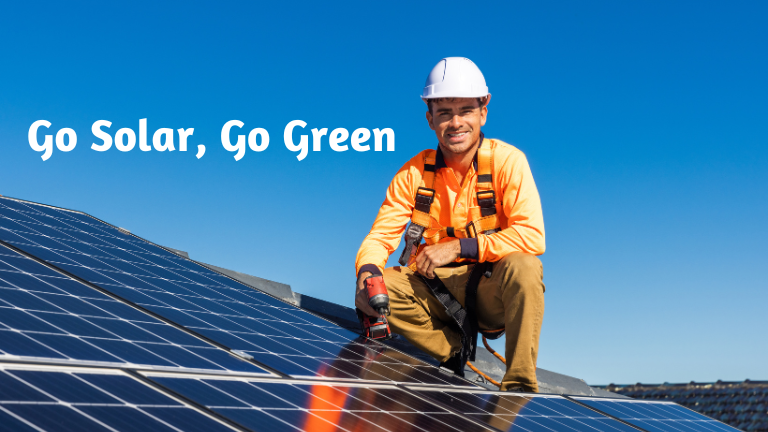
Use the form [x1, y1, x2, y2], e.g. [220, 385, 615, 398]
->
[355, 271, 380, 317]
[415, 239, 461, 279]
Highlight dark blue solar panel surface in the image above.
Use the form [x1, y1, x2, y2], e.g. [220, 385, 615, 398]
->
[0, 197, 471, 386]
[149, 375, 494, 432]
[0, 245, 268, 374]
[0, 368, 236, 432]
[574, 397, 742, 432]
[414, 389, 643, 432]
[0, 196, 745, 432]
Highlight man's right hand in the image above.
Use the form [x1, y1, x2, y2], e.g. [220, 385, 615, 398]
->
[355, 271, 380, 317]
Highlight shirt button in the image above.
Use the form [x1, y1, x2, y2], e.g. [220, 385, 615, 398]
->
[456, 202, 463, 209]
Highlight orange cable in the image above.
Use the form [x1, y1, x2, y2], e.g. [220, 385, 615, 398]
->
[466, 334, 507, 389]
[482, 335, 506, 364]
[466, 361, 501, 388]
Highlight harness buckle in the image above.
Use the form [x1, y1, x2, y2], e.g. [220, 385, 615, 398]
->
[398, 223, 425, 266]
[414, 187, 435, 213]
[465, 221, 477, 239]
[477, 190, 497, 217]
[476, 190, 496, 207]
[465, 221, 501, 239]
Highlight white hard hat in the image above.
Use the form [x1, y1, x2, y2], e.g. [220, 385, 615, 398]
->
[422, 57, 489, 99]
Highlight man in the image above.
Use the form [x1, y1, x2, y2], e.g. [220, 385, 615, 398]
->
[354, 57, 545, 392]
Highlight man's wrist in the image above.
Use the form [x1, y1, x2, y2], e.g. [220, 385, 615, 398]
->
[357, 264, 382, 279]
[459, 238, 479, 260]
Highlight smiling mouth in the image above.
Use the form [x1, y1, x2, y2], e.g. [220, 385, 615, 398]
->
[447, 131, 469, 139]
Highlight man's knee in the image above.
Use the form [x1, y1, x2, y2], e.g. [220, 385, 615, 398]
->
[494, 253, 544, 293]
[496, 252, 542, 276]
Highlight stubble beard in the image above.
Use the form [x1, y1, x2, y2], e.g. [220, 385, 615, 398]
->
[439, 129, 481, 156]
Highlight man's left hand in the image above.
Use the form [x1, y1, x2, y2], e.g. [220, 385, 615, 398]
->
[415, 239, 461, 279]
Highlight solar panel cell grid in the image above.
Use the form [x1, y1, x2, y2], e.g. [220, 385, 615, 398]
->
[0, 197, 744, 432]
[413, 389, 644, 432]
[0, 367, 236, 432]
[148, 375, 494, 432]
[574, 397, 742, 432]
[0, 246, 269, 374]
[0, 197, 474, 386]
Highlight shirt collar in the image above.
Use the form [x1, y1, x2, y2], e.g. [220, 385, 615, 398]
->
[434, 132, 485, 172]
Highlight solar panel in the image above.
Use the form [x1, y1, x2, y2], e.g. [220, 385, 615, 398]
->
[0, 244, 271, 375]
[0, 197, 472, 387]
[411, 388, 643, 432]
[144, 373, 496, 432]
[0, 364, 241, 432]
[572, 397, 742, 432]
[0, 196, 743, 432]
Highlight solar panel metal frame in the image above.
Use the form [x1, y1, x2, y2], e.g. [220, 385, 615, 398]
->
[0, 195, 478, 388]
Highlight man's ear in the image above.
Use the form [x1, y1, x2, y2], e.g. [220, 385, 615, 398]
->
[479, 94, 490, 127]
[479, 105, 488, 127]
[426, 110, 436, 130]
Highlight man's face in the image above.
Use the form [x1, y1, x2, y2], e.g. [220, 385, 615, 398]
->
[426, 98, 488, 156]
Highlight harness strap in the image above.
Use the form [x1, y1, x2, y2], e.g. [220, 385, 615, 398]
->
[464, 261, 492, 362]
[474, 140, 500, 234]
[466, 216, 502, 238]
[423, 226, 469, 244]
[400, 141, 505, 376]
[416, 261, 494, 376]
[416, 273, 474, 377]
[423, 219, 500, 244]
[410, 187, 434, 227]
[398, 151, 437, 266]
[476, 140, 494, 187]
[419, 140, 501, 247]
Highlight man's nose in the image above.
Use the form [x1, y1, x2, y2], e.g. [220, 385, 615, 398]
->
[450, 115, 462, 128]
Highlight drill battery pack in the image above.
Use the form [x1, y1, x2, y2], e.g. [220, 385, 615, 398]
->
[356, 309, 392, 340]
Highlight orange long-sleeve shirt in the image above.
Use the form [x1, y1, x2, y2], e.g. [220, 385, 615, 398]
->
[355, 138, 545, 276]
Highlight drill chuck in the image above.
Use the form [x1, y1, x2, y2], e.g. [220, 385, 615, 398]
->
[369, 294, 390, 316]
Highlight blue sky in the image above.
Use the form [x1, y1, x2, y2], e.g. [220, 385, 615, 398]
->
[1, 1, 766, 385]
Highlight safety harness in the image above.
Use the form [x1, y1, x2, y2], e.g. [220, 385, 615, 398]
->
[397, 138, 505, 377]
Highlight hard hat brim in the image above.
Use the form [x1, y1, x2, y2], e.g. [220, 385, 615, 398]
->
[421, 92, 491, 100]
[421, 83, 489, 99]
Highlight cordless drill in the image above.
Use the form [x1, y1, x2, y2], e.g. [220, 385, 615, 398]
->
[356, 275, 392, 340]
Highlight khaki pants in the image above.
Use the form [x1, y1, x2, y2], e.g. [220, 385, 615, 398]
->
[382, 253, 545, 392]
